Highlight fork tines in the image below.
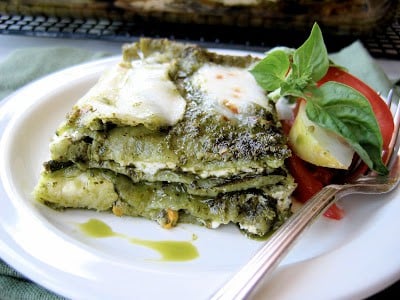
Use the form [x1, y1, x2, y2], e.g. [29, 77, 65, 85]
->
[387, 87, 400, 169]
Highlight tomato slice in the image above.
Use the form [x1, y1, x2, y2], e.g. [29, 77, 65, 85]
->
[286, 152, 342, 219]
[318, 67, 394, 153]
[284, 67, 395, 220]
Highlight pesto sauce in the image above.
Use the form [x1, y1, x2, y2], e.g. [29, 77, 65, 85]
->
[79, 218, 120, 238]
[78, 219, 199, 262]
[245, 229, 275, 241]
[129, 238, 198, 262]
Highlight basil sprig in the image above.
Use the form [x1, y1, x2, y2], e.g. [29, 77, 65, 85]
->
[250, 23, 388, 175]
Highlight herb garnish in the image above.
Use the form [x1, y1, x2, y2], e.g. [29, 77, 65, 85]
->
[250, 23, 388, 175]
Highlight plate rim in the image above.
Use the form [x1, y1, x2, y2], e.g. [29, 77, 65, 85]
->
[0, 53, 399, 300]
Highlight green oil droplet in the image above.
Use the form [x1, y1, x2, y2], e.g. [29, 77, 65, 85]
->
[130, 238, 199, 262]
[78, 219, 199, 262]
[79, 218, 118, 238]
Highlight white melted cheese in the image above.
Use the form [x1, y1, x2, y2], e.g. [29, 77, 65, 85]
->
[75, 60, 186, 128]
[181, 166, 261, 179]
[191, 64, 269, 118]
[134, 162, 177, 175]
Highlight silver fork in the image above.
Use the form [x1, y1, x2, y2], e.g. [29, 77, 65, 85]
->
[211, 88, 400, 300]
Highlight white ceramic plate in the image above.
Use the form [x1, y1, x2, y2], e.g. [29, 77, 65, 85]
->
[0, 54, 400, 300]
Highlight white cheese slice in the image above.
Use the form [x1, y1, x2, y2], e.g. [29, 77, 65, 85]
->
[191, 64, 270, 118]
[75, 60, 186, 128]
[134, 162, 177, 175]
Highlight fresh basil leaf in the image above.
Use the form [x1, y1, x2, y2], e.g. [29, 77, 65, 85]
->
[281, 64, 308, 94]
[293, 23, 329, 82]
[249, 22, 387, 174]
[305, 81, 388, 174]
[250, 50, 290, 91]
[280, 81, 306, 99]
[281, 73, 322, 101]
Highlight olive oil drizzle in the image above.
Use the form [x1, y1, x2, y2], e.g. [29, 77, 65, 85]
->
[78, 218, 199, 262]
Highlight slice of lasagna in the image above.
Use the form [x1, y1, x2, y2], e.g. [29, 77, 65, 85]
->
[33, 39, 296, 237]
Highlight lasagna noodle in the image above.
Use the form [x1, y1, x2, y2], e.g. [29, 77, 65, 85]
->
[34, 38, 296, 237]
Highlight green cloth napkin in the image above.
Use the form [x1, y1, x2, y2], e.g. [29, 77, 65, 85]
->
[0, 46, 109, 300]
[0, 262, 63, 300]
[0, 41, 395, 300]
[0, 46, 109, 100]
[329, 41, 394, 96]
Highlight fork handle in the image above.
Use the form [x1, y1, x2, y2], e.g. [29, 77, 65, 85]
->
[211, 185, 345, 300]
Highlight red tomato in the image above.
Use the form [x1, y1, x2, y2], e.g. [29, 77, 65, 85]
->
[323, 203, 345, 220]
[284, 67, 394, 220]
[286, 152, 343, 219]
[318, 67, 394, 153]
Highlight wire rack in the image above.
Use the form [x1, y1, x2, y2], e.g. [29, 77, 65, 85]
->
[0, 2, 399, 59]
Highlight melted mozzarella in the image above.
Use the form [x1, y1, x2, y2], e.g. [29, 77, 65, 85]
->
[134, 162, 177, 175]
[191, 64, 269, 117]
[75, 61, 186, 128]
